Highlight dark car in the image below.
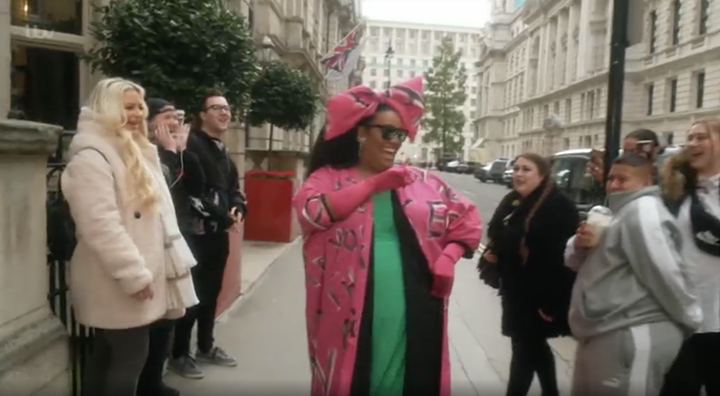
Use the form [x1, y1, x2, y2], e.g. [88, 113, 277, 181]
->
[485, 159, 509, 183]
[436, 158, 453, 171]
[550, 146, 682, 217]
[502, 158, 517, 188]
[459, 161, 481, 174]
[474, 163, 490, 181]
[475, 159, 508, 183]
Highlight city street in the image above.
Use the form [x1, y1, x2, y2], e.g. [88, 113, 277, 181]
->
[166, 172, 577, 395]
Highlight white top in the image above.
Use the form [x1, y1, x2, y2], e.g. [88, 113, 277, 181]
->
[677, 173, 720, 333]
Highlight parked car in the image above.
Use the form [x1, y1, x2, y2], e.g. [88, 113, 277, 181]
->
[503, 158, 517, 188]
[455, 162, 469, 173]
[436, 156, 458, 171]
[550, 145, 682, 216]
[502, 168, 513, 188]
[460, 161, 481, 174]
[474, 163, 491, 181]
[478, 159, 508, 183]
[444, 160, 460, 173]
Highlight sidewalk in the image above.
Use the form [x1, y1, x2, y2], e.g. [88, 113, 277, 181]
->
[165, 240, 309, 394]
[166, 243, 577, 395]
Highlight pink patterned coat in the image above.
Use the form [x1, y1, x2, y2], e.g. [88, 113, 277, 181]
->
[293, 165, 482, 396]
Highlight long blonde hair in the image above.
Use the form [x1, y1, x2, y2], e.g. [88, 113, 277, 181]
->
[85, 77, 158, 210]
[661, 117, 720, 200]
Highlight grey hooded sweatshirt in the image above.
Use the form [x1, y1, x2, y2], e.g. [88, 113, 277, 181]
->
[564, 186, 703, 340]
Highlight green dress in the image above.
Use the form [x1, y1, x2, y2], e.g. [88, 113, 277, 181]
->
[369, 191, 407, 396]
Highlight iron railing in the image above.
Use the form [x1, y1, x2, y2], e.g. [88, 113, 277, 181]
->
[46, 131, 93, 396]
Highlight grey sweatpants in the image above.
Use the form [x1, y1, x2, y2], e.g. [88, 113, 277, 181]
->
[571, 321, 684, 396]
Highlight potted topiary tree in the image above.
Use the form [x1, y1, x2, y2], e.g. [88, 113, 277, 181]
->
[85, 0, 258, 114]
[243, 60, 319, 242]
[247, 60, 319, 162]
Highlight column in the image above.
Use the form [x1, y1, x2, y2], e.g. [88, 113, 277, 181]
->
[553, 16, 563, 89]
[0, 0, 10, 119]
[537, 24, 549, 94]
[0, 120, 68, 395]
[566, 2, 578, 83]
[576, 0, 591, 78]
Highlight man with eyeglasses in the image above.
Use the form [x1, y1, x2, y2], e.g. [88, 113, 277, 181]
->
[168, 90, 247, 379]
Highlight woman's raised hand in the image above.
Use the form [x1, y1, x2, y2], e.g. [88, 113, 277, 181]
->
[371, 166, 414, 192]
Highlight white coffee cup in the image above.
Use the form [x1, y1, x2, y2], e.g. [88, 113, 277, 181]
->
[586, 206, 613, 247]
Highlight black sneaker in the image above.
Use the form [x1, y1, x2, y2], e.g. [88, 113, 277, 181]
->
[167, 355, 204, 379]
[196, 346, 238, 367]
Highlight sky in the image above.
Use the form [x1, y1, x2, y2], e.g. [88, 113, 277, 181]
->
[362, 0, 492, 28]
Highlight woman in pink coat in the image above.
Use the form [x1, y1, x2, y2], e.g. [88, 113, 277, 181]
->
[293, 76, 482, 396]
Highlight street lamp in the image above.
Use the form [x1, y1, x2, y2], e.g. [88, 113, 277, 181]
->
[384, 41, 394, 87]
[261, 35, 275, 62]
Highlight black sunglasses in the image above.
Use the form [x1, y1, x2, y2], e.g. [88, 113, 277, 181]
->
[369, 124, 409, 142]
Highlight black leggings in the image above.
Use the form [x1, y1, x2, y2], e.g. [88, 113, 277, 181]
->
[83, 326, 149, 396]
[136, 320, 175, 396]
[506, 336, 559, 396]
[660, 332, 720, 396]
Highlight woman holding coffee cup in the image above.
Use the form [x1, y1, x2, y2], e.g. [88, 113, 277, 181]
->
[479, 152, 579, 396]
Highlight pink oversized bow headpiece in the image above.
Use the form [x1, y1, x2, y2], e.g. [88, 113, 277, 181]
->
[325, 76, 424, 141]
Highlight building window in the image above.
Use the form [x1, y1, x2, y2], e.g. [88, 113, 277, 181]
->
[648, 10, 657, 54]
[646, 83, 654, 115]
[695, 71, 705, 108]
[699, 0, 710, 35]
[11, 0, 83, 35]
[668, 78, 678, 112]
[370, 68, 377, 76]
[10, 43, 80, 129]
[671, 0, 681, 46]
[470, 111, 476, 119]
[369, 81, 377, 89]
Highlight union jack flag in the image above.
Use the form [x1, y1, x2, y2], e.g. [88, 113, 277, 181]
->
[321, 23, 365, 75]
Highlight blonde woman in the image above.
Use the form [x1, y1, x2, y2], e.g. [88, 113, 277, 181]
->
[61, 78, 198, 396]
[659, 118, 720, 396]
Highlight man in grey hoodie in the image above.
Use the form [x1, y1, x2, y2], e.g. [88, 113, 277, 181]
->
[565, 153, 702, 396]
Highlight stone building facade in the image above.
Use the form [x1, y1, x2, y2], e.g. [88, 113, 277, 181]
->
[476, 0, 720, 159]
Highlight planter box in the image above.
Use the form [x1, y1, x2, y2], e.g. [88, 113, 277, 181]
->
[243, 170, 296, 243]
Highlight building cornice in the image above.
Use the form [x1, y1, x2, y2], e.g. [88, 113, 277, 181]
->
[517, 72, 608, 107]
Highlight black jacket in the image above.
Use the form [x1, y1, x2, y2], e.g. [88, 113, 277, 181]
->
[185, 129, 247, 235]
[486, 184, 579, 339]
[157, 147, 205, 236]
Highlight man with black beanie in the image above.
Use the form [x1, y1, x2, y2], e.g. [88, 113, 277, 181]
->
[137, 98, 205, 396]
[168, 90, 247, 379]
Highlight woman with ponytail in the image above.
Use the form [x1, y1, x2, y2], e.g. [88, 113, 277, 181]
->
[479, 152, 579, 396]
[659, 118, 720, 396]
[61, 78, 198, 396]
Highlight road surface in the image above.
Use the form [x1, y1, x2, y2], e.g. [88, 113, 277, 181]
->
[166, 172, 577, 395]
